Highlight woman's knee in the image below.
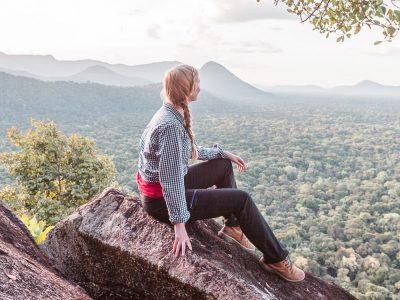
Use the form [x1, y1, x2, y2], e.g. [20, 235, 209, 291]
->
[218, 157, 233, 173]
[233, 189, 252, 205]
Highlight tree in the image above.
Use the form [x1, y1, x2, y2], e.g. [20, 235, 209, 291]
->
[257, 0, 400, 43]
[0, 119, 117, 225]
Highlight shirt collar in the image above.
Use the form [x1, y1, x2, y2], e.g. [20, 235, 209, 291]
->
[162, 101, 185, 127]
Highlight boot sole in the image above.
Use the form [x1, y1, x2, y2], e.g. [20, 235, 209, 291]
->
[259, 258, 305, 282]
[217, 230, 256, 252]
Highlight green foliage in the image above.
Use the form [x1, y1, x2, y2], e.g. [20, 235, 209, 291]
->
[257, 0, 400, 44]
[0, 119, 117, 225]
[0, 75, 399, 297]
[19, 213, 54, 244]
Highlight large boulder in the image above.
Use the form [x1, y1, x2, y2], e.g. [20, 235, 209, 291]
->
[0, 201, 91, 300]
[40, 188, 356, 300]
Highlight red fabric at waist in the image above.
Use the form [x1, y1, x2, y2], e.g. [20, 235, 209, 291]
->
[135, 171, 163, 198]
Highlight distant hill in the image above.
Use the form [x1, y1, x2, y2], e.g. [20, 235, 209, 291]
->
[0, 51, 181, 82]
[48, 65, 151, 87]
[0, 66, 42, 79]
[108, 61, 181, 82]
[0, 52, 277, 105]
[255, 83, 325, 94]
[332, 80, 400, 96]
[0, 72, 243, 119]
[199, 61, 274, 105]
[2, 51, 399, 100]
[256, 80, 400, 97]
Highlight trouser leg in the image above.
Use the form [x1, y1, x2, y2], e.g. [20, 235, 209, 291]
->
[187, 188, 289, 263]
[184, 158, 239, 227]
[141, 176, 288, 262]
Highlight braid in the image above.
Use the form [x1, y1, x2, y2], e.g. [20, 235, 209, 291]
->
[180, 100, 198, 161]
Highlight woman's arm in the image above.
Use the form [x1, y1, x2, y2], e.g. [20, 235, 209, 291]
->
[195, 141, 230, 161]
[159, 123, 192, 257]
[159, 123, 190, 223]
[195, 141, 247, 172]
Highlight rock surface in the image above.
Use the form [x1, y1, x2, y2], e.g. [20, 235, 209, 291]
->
[0, 201, 91, 300]
[40, 187, 356, 300]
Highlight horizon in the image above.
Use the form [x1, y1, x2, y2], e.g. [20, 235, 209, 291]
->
[0, 50, 398, 90]
[1, 0, 400, 88]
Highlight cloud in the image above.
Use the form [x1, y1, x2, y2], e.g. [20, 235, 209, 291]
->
[208, 0, 297, 23]
[147, 24, 161, 39]
[231, 41, 283, 53]
[119, 9, 144, 16]
[366, 46, 400, 56]
[178, 42, 196, 49]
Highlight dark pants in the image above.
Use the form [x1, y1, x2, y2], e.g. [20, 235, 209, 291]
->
[141, 158, 289, 263]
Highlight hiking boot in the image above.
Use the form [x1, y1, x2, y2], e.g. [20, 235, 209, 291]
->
[217, 225, 256, 252]
[259, 255, 305, 282]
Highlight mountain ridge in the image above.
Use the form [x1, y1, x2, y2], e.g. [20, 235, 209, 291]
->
[2, 51, 398, 99]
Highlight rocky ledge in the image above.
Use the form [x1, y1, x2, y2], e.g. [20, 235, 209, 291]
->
[0, 201, 91, 300]
[39, 187, 356, 300]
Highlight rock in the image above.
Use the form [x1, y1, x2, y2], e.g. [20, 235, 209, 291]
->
[40, 187, 356, 300]
[0, 201, 92, 300]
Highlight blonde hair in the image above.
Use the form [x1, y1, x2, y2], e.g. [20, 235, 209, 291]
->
[160, 64, 199, 161]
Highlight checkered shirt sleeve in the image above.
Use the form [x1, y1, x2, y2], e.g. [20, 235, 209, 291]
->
[195, 141, 230, 161]
[158, 123, 191, 224]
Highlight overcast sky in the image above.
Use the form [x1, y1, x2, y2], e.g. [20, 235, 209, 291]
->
[1, 0, 399, 87]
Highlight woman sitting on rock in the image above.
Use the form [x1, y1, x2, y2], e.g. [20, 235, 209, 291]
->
[135, 64, 305, 282]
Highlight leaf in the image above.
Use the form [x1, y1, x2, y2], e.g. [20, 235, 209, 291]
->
[374, 41, 382, 45]
[36, 231, 47, 244]
[37, 220, 46, 231]
[37, 225, 54, 244]
[354, 24, 361, 34]
[387, 26, 396, 36]
[336, 36, 344, 42]
[19, 214, 31, 227]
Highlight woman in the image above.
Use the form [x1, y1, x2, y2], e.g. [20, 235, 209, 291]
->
[135, 64, 305, 282]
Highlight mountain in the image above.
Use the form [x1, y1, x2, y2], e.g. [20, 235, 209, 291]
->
[0, 72, 243, 119]
[256, 80, 400, 97]
[332, 80, 400, 96]
[0, 52, 275, 105]
[0, 66, 42, 79]
[49, 65, 151, 87]
[2, 51, 399, 99]
[108, 61, 181, 82]
[0, 51, 181, 82]
[199, 61, 274, 105]
[255, 83, 326, 94]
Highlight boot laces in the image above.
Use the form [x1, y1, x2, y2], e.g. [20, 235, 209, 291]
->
[283, 256, 293, 271]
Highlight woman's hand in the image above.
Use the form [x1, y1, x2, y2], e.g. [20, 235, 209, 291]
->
[173, 223, 192, 257]
[223, 151, 246, 173]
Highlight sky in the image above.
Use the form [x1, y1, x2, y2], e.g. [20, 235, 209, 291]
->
[1, 0, 399, 87]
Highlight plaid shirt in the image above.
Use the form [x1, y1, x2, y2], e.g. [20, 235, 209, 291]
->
[137, 101, 229, 224]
